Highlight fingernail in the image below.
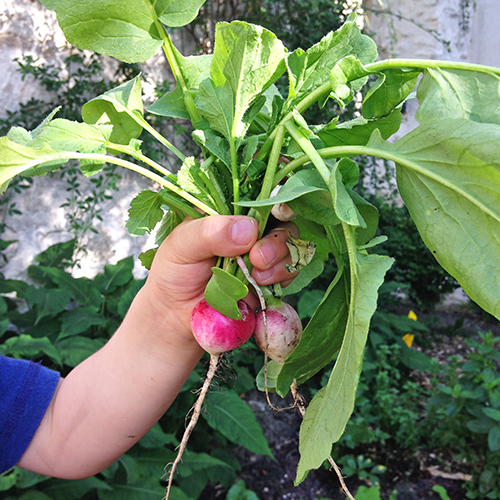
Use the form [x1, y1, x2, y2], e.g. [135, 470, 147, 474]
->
[254, 267, 274, 283]
[231, 219, 257, 246]
[258, 242, 279, 266]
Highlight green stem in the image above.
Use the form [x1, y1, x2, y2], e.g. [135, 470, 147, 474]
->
[230, 140, 240, 215]
[107, 142, 177, 181]
[251, 125, 286, 236]
[276, 143, 500, 225]
[366, 58, 500, 76]
[283, 120, 330, 184]
[255, 82, 332, 163]
[46, 151, 218, 215]
[139, 117, 186, 162]
[201, 156, 231, 215]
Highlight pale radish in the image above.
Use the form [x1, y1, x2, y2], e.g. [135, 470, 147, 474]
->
[254, 301, 302, 364]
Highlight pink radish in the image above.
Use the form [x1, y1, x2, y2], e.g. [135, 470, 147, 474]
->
[254, 301, 302, 364]
[165, 298, 255, 499]
[190, 299, 256, 355]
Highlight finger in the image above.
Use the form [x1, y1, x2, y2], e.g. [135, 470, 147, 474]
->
[252, 255, 299, 286]
[248, 222, 299, 271]
[158, 215, 259, 265]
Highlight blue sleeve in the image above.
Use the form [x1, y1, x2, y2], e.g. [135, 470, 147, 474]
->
[0, 355, 60, 474]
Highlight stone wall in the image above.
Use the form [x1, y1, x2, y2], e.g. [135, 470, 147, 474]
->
[1, 0, 499, 280]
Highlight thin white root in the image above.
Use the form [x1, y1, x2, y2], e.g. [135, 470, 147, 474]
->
[164, 354, 220, 499]
[290, 381, 355, 500]
[236, 256, 280, 411]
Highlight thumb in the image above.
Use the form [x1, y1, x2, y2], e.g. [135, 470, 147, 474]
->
[157, 215, 259, 265]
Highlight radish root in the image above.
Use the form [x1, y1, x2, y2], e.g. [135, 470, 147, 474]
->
[236, 256, 286, 412]
[164, 354, 220, 499]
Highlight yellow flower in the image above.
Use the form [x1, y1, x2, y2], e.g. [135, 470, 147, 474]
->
[407, 310, 417, 321]
[402, 333, 414, 348]
[402, 311, 417, 347]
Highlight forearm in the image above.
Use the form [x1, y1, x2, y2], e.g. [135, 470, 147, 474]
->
[17, 283, 204, 479]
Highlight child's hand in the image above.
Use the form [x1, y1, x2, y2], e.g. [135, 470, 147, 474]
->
[142, 215, 298, 351]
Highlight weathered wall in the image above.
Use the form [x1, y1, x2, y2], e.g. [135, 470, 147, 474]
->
[1, 0, 499, 280]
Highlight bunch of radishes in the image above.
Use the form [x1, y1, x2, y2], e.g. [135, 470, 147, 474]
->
[165, 274, 303, 498]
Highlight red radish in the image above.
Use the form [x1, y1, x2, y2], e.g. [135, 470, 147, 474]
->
[254, 301, 302, 364]
[190, 299, 256, 355]
[165, 298, 255, 499]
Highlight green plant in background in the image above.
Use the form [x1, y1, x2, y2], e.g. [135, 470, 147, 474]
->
[0, 0, 500, 496]
[0, 239, 272, 499]
[428, 332, 500, 499]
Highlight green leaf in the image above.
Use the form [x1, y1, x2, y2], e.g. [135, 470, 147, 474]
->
[35, 239, 76, 268]
[368, 118, 500, 320]
[0, 136, 66, 191]
[295, 251, 393, 484]
[56, 336, 106, 367]
[94, 256, 134, 295]
[317, 108, 402, 148]
[35, 266, 102, 308]
[204, 267, 248, 320]
[236, 169, 330, 208]
[203, 390, 273, 457]
[415, 68, 500, 125]
[148, 52, 212, 119]
[82, 76, 144, 145]
[276, 273, 348, 395]
[40, 0, 163, 64]
[59, 307, 108, 339]
[196, 21, 286, 145]
[483, 407, 500, 421]
[488, 425, 500, 451]
[226, 480, 260, 500]
[0, 334, 62, 365]
[255, 359, 282, 393]
[41, 477, 112, 500]
[286, 15, 377, 107]
[156, 0, 207, 28]
[328, 160, 364, 227]
[24, 286, 72, 324]
[126, 190, 165, 236]
[362, 68, 420, 119]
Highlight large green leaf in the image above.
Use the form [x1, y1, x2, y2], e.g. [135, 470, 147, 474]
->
[276, 272, 348, 395]
[196, 21, 286, 145]
[40, 0, 161, 63]
[40, 0, 206, 63]
[415, 68, 500, 125]
[34, 266, 102, 308]
[368, 119, 500, 320]
[94, 256, 134, 295]
[0, 137, 66, 191]
[203, 390, 273, 457]
[295, 251, 393, 484]
[286, 15, 377, 107]
[82, 76, 144, 145]
[0, 334, 62, 366]
[59, 307, 108, 339]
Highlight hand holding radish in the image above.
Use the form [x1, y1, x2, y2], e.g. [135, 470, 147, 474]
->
[144, 215, 299, 352]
